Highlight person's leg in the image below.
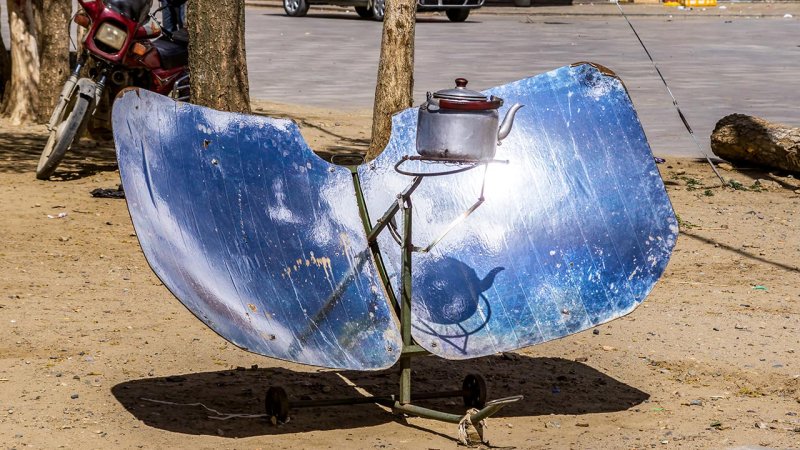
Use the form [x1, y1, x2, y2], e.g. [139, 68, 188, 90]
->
[160, 0, 175, 32]
[177, 4, 186, 29]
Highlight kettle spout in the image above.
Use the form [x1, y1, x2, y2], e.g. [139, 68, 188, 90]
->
[497, 103, 524, 142]
[479, 267, 505, 293]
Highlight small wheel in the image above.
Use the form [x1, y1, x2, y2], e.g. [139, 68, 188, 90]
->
[265, 387, 290, 423]
[462, 374, 487, 408]
[446, 8, 470, 22]
[371, 0, 385, 21]
[354, 6, 372, 18]
[283, 0, 309, 17]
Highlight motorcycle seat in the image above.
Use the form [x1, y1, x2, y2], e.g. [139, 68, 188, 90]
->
[152, 34, 188, 70]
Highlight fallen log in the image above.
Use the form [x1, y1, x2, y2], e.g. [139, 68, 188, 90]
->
[710, 114, 800, 173]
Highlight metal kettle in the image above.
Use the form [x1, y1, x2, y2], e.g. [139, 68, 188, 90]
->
[416, 78, 524, 161]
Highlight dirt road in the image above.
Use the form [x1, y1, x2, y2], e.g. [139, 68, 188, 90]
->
[1, 102, 799, 449]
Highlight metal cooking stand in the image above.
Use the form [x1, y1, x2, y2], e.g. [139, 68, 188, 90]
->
[265, 154, 522, 430]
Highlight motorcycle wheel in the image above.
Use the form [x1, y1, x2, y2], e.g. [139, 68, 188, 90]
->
[36, 91, 92, 180]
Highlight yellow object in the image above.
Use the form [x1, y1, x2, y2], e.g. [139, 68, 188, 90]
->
[664, 0, 716, 6]
[679, 0, 716, 6]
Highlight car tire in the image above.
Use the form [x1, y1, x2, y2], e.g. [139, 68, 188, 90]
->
[446, 8, 470, 22]
[355, 6, 372, 17]
[371, 0, 385, 21]
[284, 0, 309, 17]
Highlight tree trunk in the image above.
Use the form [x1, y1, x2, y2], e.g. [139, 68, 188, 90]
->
[187, 0, 250, 113]
[35, 0, 71, 123]
[366, 0, 416, 161]
[711, 114, 800, 173]
[3, 0, 39, 125]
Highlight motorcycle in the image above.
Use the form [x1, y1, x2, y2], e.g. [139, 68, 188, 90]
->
[36, 0, 190, 180]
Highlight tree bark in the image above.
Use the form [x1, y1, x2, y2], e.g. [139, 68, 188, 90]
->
[711, 114, 800, 173]
[366, 0, 416, 161]
[187, 0, 250, 113]
[3, 0, 39, 125]
[35, 0, 70, 123]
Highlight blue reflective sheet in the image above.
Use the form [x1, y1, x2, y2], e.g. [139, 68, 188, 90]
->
[359, 63, 678, 360]
[112, 89, 402, 370]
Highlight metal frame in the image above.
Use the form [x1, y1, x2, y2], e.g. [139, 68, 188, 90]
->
[265, 158, 521, 429]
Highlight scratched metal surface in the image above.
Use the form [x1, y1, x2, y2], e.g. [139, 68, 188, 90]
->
[112, 89, 401, 370]
[359, 63, 678, 360]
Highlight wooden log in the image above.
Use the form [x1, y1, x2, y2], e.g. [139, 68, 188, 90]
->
[710, 113, 800, 172]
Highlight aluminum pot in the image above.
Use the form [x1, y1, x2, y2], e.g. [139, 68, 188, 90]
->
[416, 78, 523, 161]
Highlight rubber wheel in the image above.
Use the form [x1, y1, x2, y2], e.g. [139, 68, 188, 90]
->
[371, 0, 385, 21]
[265, 387, 290, 423]
[283, 0, 309, 17]
[355, 6, 372, 18]
[36, 92, 92, 180]
[446, 9, 470, 22]
[462, 374, 487, 408]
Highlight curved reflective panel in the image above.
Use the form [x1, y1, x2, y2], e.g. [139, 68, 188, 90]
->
[113, 89, 401, 370]
[359, 63, 678, 360]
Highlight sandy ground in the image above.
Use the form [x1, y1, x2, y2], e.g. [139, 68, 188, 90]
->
[1, 101, 799, 449]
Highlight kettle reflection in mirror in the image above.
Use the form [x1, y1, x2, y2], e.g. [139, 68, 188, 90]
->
[413, 257, 504, 325]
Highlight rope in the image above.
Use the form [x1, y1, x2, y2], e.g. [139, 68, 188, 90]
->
[457, 408, 487, 447]
[614, 0, 725, 185]
[141, 397, 268, 421]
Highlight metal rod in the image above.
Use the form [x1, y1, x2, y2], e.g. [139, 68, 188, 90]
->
[399, 194, 414, 405]
[391, 395, 522, 424]
[416, 198, 484, 253]
[286, 388, 471, 410]
[400, 344, 428, 356]
[366, 176, 423, 243]
[416, 164, 489, 253]
[392, 403, 465, 423]
[290, 395, 395, 408]
[352, 169, 402, 315]
[469, 395, 524, 422]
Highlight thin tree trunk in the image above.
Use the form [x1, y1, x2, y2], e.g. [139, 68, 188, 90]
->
[366, 0, 416, 161]
[187, 0, 250, 113]
[3, 0, 39, 125]
[711, 114, 800, 173]
[36, 0, 70, 123]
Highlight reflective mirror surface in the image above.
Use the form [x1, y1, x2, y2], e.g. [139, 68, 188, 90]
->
[113, 90, 402, 370]
[114, 63, 676, 367]
[359, 63, 678, 360]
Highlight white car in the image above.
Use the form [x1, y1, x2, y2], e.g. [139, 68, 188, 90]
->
[283, 0, 483, 22]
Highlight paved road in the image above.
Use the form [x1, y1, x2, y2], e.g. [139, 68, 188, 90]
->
[245, 7, 799, 157]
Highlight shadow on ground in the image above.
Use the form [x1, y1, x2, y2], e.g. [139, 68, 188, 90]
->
[112, 354, 647, 438]
[0, 128, 117, 179]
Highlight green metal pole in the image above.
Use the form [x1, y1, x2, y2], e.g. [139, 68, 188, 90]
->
[399, 195, 413, 405]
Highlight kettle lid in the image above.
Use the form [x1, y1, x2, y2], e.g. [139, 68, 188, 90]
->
[432, 78, 488, 102]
